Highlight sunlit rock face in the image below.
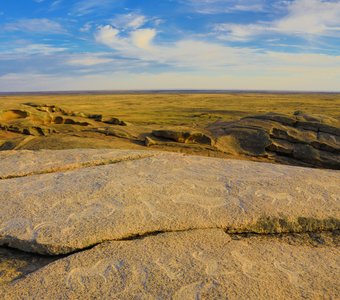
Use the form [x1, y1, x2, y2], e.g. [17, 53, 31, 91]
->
[2, 229, 340, 300]
[0, 149, 339, 299]
[209, 112, 340, 169]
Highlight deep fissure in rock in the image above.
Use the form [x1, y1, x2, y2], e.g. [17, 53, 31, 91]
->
[1, 226, 339, 285]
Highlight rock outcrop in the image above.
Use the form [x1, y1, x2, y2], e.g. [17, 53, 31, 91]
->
[0, 103, 128, 138]
[210, 112, 340, 169]
[151, 130, 214, 145]
[1, 104, 339, 170]
[0, 149, 339, 299]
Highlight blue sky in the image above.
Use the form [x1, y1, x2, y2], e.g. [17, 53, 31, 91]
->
[0, 0, 339, 91]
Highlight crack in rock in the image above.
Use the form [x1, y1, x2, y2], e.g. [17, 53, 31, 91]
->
[1, 228, 339, 288]
[0, 150, 339, 256]
[0, 153, 155, 180]
[1, 229, 340, 300]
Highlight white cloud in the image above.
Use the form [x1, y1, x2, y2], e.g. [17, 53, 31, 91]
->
[215, 0, 340, 40]
[215, 23, 265, 41]
[12, 44, 67, 55]
[184, 0, 265, 14]
[95, 25, 122, 48]
[80, 22, 93, 32]
[72, 0, 117, 16]
[95, 25, 157, 51]
[94, 24, 259, 69]
[275, 0, 340, 35]
[4, 18, 65, 34]
[94, 23, 340, 83]
[131, 29, 156, 50]
[66, 55, 114, 66]
[111, 13, 147, 30]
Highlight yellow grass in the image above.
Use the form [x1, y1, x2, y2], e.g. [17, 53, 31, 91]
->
[1, 93, 339, 128]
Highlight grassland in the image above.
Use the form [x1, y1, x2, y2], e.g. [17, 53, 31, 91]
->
[1, 93, 339, 128]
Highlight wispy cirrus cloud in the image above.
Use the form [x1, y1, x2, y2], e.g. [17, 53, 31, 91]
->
[4, 18, 66, 34]
[13, 43, 67, 55]
[72, 0, 122, 16]
[111, 13, 148, 30]
[184, 0, 266, 14]
[66, 54, 115, 66]
[215, 0, 340, 40]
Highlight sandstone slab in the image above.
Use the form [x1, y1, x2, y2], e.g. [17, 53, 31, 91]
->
[0, 150, 339, 255]
[1, 229, 339, 299]
[0, 149, 155, 179]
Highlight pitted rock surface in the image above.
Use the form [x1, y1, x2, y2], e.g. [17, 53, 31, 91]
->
[0, 149, 339, 255]
[1, 230, 339, 299]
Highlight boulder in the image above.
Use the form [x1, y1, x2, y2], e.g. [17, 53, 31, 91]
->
[215, 127, 271, 156]
[102, 117, 127, 126]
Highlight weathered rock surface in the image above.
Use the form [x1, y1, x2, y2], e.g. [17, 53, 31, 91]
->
[0, 103, 128, 138]
[0, 149, 339, 299]
[0, 149, 154, 179]
[151, 130, 214, 145]
[0, 246, 56, 285]
[1, 229, 339, 300]
[209, 112, 340, 169]
[0, 149, 339, 255]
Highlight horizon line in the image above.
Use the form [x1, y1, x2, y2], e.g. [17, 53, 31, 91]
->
[1, 89, 340, 96]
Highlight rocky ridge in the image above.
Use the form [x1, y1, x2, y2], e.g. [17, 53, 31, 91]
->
[149, 112, 340, 169]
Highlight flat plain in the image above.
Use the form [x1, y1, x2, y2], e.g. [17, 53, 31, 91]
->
[1, 92, 339, 126]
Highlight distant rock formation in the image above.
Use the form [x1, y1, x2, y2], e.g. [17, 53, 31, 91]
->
[0, 103, 128, 138]
[1, 105, 339, 169]
[145, 112, 340, 169]
[209, 112, 340, 169]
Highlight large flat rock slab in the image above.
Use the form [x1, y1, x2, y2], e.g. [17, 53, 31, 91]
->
[0, 149, 155, 179]
[0, 149, 339, 255]
[1, 229, 339, 299]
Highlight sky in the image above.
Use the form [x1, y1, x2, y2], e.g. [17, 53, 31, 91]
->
[0, 0, 340, 92]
